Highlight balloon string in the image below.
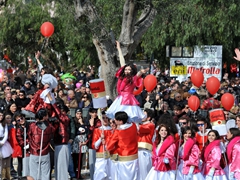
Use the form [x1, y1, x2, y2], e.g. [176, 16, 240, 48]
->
[40, 37, 47, 53]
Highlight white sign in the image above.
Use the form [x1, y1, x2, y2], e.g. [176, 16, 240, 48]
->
[170, 45, 222, 81]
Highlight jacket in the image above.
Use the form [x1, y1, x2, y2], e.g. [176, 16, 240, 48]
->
[152, 135, 176, 171]
[28, 121, 55, 156]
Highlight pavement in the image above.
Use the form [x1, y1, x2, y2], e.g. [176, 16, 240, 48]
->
[13, 158, 91, 180]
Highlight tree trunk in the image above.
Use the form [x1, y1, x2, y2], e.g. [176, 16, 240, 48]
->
[74, 0, 156, 99]
[92, 38, 118, 99]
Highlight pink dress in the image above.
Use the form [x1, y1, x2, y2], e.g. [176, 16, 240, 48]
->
[106, 67, 146, 123]
[177, 138, 204, 180]
[145, 135, 176, 180]
[202, 140, 228, 180]
[227, 136, 240, 179]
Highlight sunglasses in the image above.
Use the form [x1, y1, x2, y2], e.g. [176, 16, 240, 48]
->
[180, 122, 187, 125]
[17, 117, 24, 122]
[19, 94, 24, 96]
[197, 124, 204, 127]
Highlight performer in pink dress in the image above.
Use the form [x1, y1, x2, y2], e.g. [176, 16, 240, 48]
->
[202, 130, 228, 180]
[145, 124, 176, 180]
[106, 41, 146, 123]
[177, 126, 204, 180]
[226, 128, 240, 180]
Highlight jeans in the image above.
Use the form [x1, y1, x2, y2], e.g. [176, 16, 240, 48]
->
[68, 142, 76, 178]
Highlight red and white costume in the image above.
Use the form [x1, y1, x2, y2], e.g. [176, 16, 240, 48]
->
[202, 140, 228, 180]
[177, 138, 204, 180]
[196, 129, 211, 151]
[107, 122, 139, 180]
[227, 136, 240, 179]
[145, 135, 176, 180]
[138, 121, 155, 180]
[92, 125, 112, 180]
[106, 67, 146, 123]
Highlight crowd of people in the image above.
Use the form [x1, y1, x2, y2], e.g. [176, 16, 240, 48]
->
[0, 44, 240, 180]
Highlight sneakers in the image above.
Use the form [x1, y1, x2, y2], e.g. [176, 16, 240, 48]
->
[10, 169, 17, 176]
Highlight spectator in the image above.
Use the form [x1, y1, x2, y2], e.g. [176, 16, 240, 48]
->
[84, 108, 101, 180]
[64, 90, 78, 109]
[72, 108, 88, 178]
[169, 92, 185, 110]
[11, 90, 18, 102]
[78, 93, 93, 109]
[0, 111, 13, 180]
[6, 102, 18, 117]
[20, 80, 35, 95]
[15, 112, 30, 177]
[200, 92, 221, 110]
[75, 85, 86, 104]
[15, 90, 31, 111]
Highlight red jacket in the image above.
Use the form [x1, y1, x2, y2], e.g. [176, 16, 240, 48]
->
[51, 104, 70, 145]
[24, 88, 56, 117]
[16, 124, 30, 157]
[8, 127, 22, 158]
[28, 121, 55, 156]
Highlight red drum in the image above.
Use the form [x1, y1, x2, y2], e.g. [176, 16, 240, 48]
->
[209, 108, 227, 136]
[89, 79, 107, 108]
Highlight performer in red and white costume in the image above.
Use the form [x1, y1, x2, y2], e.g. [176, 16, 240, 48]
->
[138, 108, 155, 180]
[201, 130, 228, 180]
[226, 128, 240, 180]
[195, 117, 211, 151]
[145, 124, 176, 180]
[177, 126, 204, 180]
[106, 41, 146, 123]
[92, 112, 112, 180]
[107, 111, 139, 180]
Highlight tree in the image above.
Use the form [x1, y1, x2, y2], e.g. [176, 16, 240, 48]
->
[142, 0, 240, 67]
[0, 0, 98, 71]
[74, 0, 156, 98]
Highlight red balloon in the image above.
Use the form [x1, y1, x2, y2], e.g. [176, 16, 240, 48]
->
[188, 95, 200, 111]
[191, 70, 204, 87]
[133, 83, 144, 95]
[144, 75, 157, 92]
[40, 22, 54, 37]
[206, 76, 220, 95]
[221, 93, 234, 111]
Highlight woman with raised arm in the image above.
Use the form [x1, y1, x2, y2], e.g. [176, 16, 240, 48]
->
[106, 41, 146, 123]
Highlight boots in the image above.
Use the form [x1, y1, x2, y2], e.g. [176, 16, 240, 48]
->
[6, 167, 13, 180]
[2, 168, 7, 180]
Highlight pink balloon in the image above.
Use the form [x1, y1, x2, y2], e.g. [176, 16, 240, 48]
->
[76, 82, 82, 88]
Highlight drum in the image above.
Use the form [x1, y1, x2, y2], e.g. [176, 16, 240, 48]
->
[209, 108, 227, 136]
[89, 79, 107, 108]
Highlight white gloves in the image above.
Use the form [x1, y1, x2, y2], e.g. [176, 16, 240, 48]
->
[24, 144, 29, 149]
[229, 172, 235, 180]
[208, 168, 215, 177]
[186, 166, 195, 180]
[163, 157, 169, 164]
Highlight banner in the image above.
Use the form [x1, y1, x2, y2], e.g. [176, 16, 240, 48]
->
[170, 45, 222, 81]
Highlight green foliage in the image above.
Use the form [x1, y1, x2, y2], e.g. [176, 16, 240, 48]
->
[142, 0, 240, 67]
[0, 0, 97, 70]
